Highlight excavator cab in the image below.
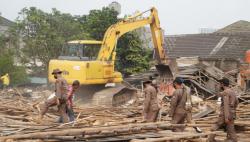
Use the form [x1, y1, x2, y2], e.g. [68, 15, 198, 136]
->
[59, 40, 102, 61]
[49, 40, 123, 85]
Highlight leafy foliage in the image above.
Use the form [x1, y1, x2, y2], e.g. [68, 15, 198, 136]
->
[16, 7, 88, 70]
[116, 32, 151, 75]
[0, 35, 28, 85]
[15, 7, 151, 75]
[79, 7, 119, 40]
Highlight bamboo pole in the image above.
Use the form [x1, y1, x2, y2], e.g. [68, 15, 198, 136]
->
[130, 131, 221, 142]
[0, 122, 211, 140]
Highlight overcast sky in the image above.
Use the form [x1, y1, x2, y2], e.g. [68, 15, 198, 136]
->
[0, 0, 249, 35]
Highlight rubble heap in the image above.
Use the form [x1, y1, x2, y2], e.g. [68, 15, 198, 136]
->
[0, 87, 250, 142]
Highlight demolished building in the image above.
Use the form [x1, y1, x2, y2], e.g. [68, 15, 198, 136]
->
[161, 20, 250, 99]
[165, 20, 250, 72]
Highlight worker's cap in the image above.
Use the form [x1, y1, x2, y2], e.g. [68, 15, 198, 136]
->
[219, 77, 230, 86]
[173, 77, 184, 85]
[52, 69, 62, 75]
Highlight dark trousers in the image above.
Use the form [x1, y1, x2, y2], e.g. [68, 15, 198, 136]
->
[2, 84, 8, 89]
[208, 116, 237, 142]
[171, 112, 187, 132]
[39, 95, 69, 123]
[144, 109, 159, 122]
[58, 106, 75, 123]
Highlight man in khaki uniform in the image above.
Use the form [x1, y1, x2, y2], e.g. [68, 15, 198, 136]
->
[143, 78, 159, 122]
[169, 77, 190, 132]
[208, 78, 238, 142]
[39, 69, 69, 123]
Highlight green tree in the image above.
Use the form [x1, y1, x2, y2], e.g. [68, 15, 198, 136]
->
[80, 7, 151, 75]
[16, 7, 88, 72]
[0, 35, 27, 85]
[116, 32, 151, 75]
[79, 7, 118, 40]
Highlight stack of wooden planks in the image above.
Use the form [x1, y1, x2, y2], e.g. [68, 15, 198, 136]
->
[0, 88, 250, 142]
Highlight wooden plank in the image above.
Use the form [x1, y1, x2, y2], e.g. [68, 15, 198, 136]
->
[131, 131, 221, 142]
[193, 106, 214, 119]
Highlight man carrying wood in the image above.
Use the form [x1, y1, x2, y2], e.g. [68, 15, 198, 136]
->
[169, 77, 191, 132]
[143, 78, 160, 122]
[208, 78, 238, 142]
[39, 69, 69, 123]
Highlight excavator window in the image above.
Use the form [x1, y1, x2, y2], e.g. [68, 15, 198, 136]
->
[59, 43, 100, 61]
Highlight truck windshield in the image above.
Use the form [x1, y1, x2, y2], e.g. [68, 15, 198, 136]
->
[60, 43, 100, 61]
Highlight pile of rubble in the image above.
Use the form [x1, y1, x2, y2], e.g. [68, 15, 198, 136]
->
[0, 60, 250, 141]
[177, 62, 248, 101]
[0, 86, 250, 142]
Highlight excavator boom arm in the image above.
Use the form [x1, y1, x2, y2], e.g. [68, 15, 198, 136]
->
[97, 7, 166, 63]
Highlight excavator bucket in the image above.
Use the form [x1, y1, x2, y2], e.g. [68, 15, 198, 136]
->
[155, 59, 177, 79]
[92, 85, 137, 107]
[155, 64, 173, 79]
[74, 83, 137, 107]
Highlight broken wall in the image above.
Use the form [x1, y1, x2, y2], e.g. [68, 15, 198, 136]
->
[200, 59, 239, 72]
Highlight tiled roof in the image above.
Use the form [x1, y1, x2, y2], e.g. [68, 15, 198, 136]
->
[165, 20, 250, 60]
[0, 16, 14, 27]
[165, 33, 250, 60]
[216, 20, 250, 34]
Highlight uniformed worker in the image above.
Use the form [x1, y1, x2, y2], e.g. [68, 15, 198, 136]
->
[39, 69, 69, 123]
[142, 78, 160, 122]
[208, 78, 238, 142]
[169, 77, 191, 132]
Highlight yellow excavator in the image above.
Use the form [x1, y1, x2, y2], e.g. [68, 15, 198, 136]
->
[48, 7, 174, 106]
